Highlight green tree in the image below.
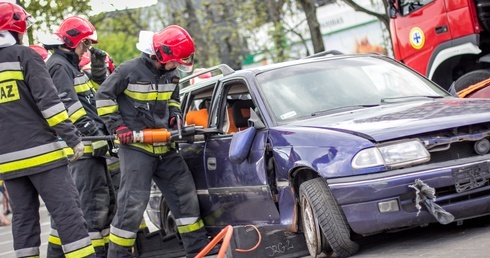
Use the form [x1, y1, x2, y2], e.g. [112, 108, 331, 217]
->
[90, 9, 148, 65]
[16, 0, 92, 45]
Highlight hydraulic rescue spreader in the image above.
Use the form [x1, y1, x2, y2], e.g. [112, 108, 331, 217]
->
[81, 121, 202, 145]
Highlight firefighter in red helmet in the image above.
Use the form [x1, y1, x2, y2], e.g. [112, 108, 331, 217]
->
[42, 15, 116, 258]
[96, 25, 216, 258]
[0, 2, 94, 257]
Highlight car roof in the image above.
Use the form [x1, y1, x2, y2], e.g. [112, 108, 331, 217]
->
[180, 52, 386, 95]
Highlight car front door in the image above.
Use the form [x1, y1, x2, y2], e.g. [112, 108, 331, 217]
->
[201, 79, 279, 226]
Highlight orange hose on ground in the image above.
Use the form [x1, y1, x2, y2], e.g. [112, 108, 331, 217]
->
[235, 224, 261, 253]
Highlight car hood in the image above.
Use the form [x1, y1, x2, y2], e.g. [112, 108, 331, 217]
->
[293, 98, 490, 142]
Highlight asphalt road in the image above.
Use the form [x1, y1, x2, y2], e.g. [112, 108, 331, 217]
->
[1, 202, 489, 258]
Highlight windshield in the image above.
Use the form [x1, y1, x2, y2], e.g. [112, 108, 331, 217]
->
[256, 56, 448, 123]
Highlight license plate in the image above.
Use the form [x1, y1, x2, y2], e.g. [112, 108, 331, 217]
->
[452, 162, 490, 193]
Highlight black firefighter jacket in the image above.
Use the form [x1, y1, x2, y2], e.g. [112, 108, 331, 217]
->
[95, 53, 182, 155]
[46, 49, 108, 158]
[0, 44, 81, 180]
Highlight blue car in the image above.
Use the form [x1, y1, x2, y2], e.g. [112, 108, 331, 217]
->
[146, 53, 490, 257]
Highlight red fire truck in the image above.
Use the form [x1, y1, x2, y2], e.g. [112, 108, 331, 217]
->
[389, 0, 490, 91]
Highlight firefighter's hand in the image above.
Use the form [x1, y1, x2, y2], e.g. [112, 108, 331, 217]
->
[90, 47, 107, 69]
[116, 125, 133, 145]
[69, 142, 85, 163]
[169, 115, 182, 129]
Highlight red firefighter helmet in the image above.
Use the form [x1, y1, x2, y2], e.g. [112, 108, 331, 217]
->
[29, 45, 49, 60]
[0, 2, 31, 34]
[55, 16, 98, 48]
[152, 25, 195, 71]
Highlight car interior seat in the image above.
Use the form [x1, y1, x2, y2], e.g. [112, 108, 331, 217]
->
[185, 98, 210, 128]
[231, 99, 254, 132]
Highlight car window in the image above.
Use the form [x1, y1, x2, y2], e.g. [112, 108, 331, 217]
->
[181, 84, 215, 129]
[210, 81, 256, 134]
[399, 0, 434, 16]
[256, 56, 447, 123]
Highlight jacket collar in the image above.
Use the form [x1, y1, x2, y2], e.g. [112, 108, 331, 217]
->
[140, 53, 176, 77]
[53, 48, 80, 69]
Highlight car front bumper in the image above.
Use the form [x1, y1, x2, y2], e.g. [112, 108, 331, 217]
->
[327, 155, 490, 235]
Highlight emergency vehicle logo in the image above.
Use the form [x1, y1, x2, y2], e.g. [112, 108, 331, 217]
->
[409, 27, 425, 50]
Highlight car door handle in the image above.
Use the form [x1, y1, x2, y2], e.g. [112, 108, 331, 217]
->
[207, 157, 216, 170]
[435, 25, 448, 34]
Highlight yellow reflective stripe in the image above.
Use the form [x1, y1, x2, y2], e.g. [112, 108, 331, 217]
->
[107, 160, 120, 173]
[46, 110, 69, 127]
[129, 143, 173, 154]
[64, 245, 95, 258]
[92, 140, 108, 150]
[0, 70, 24, 81]
[73, 82, 92, 93]
[109, 233, 135, 247]
[69, 108, 87, 123]
[139, 220, 147, 229]
[91, 81, 100, 91]
[97, 105, 118, 117]
[92, 238, 105, 248]
[63, 147, 73, 155]
[124, 90, 172, 101]
[48, 234, 61, 245]
[104, 235, 110, 244]
[168, 99, 181, 109]
[0, 149, 66, 173]
[177, 219, 204, 234]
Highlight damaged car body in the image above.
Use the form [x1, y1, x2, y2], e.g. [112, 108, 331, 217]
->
[146, 54, 490, 257]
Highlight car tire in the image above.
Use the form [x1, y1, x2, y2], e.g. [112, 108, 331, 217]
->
[159, 197, 181, 242]
[452, 69, 490, 94]
[299, 178, 359, 258]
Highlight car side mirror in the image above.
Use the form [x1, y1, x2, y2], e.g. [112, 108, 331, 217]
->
[229, 127, 256, 164]
[228, 108, 263, 164]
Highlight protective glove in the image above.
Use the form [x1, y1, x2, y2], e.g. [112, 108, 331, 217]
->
[69, 142, 85, 163]
[76, 121, 99, 136]
[169, 115, 182, 129]
[90, 47, 107, 69]
[90, 47, 108, 84]
[116, 125, 133, 145]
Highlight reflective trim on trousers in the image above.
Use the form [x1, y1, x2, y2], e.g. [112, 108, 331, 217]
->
[15, 246, 39, 258]
[63, 236, 95, 258]
[109, 225, 136, 247]
[177, 219, 205, 234]
[89, 232, 105, 248]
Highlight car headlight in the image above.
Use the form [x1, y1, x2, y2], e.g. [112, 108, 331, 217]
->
[352, 139, 430, 169]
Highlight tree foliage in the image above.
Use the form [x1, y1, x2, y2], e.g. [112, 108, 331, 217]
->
[16, 0, 92, 45]
[18, 0, 391, 68]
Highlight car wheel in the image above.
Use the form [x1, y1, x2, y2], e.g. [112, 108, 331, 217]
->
[452, 69, 490, 94]
[299, 178, 359, 258]
[300, 185, 332, 257]
[159, 197, 180, 241]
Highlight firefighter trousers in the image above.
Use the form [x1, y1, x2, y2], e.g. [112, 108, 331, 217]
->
[6, 165, 95, 258]
[48, 157, 116, 258]
[108, 147, 209, 258]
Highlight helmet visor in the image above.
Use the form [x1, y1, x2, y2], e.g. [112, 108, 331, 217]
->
[176, 53, 194, 73]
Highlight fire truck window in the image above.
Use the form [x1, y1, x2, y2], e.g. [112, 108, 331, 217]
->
[399, 0, 433, 16]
